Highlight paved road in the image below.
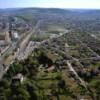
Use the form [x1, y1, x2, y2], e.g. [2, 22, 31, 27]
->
[91, 34, 100, 41]
[16, 20, 42, 60]
[66, 61, 87, 89]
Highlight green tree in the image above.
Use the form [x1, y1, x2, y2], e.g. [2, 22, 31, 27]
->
[10, 87, 30, 100]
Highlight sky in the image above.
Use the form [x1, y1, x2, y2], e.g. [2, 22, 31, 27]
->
[0, 0, 100, 9]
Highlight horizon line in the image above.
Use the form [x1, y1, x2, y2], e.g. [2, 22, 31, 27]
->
[0, 7, 100, 10]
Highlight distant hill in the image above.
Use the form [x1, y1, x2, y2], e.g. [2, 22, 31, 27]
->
[0, 8, 100, 33]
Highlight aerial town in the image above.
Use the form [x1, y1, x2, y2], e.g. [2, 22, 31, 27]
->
[0, 8, 100, 100]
